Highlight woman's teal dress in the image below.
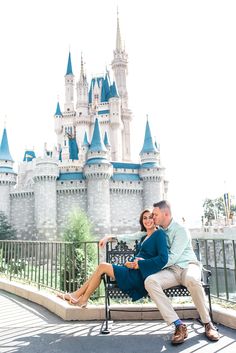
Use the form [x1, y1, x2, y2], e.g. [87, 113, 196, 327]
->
[112, 228, 168, 301]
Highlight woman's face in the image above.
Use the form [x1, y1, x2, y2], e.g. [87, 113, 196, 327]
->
[142, 211, 155, 231]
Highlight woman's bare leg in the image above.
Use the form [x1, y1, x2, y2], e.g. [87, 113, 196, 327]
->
[77, 262, 115, 306]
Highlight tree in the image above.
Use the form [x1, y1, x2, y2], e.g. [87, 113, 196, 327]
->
[203, 196, 236, 225]
[60, 209, 97, 291]
[0, 212, 16, 240]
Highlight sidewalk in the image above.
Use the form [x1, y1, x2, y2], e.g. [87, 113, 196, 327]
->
[0, 289, 236, 353]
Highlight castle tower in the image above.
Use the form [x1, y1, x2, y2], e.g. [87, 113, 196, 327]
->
[64, 51, 75, 113]
[84, 118, 113, 234]
[108, 79, 123, 161]
[76, 54, 88, 116]
[54, 101, 63, 142]
[139, 119, 167, 208]
[111, 12, 132, 161]
[32, 157, 59, 240]
[104, 131, 111, 160]
[0, 128, 17, 219]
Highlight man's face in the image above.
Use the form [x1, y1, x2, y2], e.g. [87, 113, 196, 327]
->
[152, 207, 165, 227]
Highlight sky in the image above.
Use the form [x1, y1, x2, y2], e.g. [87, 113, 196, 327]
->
[0, 0, 236, 227]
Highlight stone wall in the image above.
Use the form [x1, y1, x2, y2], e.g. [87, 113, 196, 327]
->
[10, 192, 35, 239]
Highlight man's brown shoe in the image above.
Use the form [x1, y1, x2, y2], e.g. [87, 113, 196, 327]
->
[205, 322, 220, 341]
[171, 324, 188, 345]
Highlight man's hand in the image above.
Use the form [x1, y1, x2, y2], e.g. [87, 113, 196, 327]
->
[99, 235, 113, 248]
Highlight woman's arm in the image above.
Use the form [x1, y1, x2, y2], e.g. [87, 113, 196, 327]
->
[99, 231, 145, 248]
[137, 229, 168, 279]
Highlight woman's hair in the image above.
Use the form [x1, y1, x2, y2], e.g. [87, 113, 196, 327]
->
[139, 209, 153, 232]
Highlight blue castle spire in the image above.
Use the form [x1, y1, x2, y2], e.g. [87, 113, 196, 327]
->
[69, 138, 79, 160]
[66, 51, 73, 75]
[89, 118, 107, 152]
[82, 131, 89, 146]
[0, 128, 13, 161]
[140, 119, 157, 154]
[54, 102, 62, 117]
[104, 131, 111, 146]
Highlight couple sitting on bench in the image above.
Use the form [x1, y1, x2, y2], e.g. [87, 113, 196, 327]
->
[57, 200, 219, 345]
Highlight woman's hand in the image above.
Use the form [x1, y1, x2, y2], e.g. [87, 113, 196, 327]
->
[125, 261, 139, 269]
[99, 235, 114, 248]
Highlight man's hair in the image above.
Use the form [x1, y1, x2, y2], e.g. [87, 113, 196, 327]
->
[153, 200, 171, 212]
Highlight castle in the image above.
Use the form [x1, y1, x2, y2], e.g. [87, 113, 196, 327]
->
[0, 16, 168, 240]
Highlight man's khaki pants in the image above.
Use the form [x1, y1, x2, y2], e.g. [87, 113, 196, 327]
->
[144, 263, 211, 325]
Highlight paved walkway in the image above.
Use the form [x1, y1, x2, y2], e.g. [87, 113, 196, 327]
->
[0, 289, 236, 353]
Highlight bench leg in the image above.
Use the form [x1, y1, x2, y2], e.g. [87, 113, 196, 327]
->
[101, 285, 111, 334]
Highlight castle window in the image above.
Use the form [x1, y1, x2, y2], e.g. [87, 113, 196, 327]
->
[61, 182, 64, 184]
[67, 108, 70, 112]
[6, 173, 8, 176]
[80, 181, 83, 183]
[70, 181, 73, 184]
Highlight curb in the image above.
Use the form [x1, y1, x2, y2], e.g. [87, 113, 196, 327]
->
[0, 278, 235, 329]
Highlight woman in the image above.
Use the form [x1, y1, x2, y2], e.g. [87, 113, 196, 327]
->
[57, 209, 168, 307]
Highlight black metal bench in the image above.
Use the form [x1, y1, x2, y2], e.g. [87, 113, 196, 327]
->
[101, 239, 212, 334]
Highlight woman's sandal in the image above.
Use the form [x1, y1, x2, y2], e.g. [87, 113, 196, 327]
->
[57, 292, 79, 305]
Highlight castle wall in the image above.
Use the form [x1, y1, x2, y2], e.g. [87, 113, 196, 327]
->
[10, 192, 35, 239]
[0, 185, 11, 218]
[87, 178, 111, 235]
[110, 183, 143, 235]
[33, 179, 57, 240]
[56, 184, 87, 237]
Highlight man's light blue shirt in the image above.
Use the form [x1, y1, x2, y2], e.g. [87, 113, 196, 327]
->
[116, 219, 198, 269]
[163, 219, 198, 268]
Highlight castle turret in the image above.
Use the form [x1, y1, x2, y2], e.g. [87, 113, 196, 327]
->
[139, 119, 167, 208]
[0, 128, 17, 218]
[76, 54, 88, 116]
[84, 118, 113, 234]
[111, 13, 128, 104]
[104, 131, 112, 161]
[111, 12, 132, 161]
[32, 157, 59, 240]
[64, 51, 75, 113]
[108, 79, 123, 161]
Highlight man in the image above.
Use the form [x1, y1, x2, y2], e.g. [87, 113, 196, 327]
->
[100, 200, 219, 344]
[145, 200, 219, 344]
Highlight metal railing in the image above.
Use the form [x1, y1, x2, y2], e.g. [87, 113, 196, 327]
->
[0, 238, 235, 303]
[0, 240, 101, 296]
[198, 238, 236, 303]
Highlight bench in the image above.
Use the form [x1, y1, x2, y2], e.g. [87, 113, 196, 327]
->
[101, 239, 212, 334]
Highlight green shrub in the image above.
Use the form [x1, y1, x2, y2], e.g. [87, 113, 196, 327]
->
[60, 209, 97, 292]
